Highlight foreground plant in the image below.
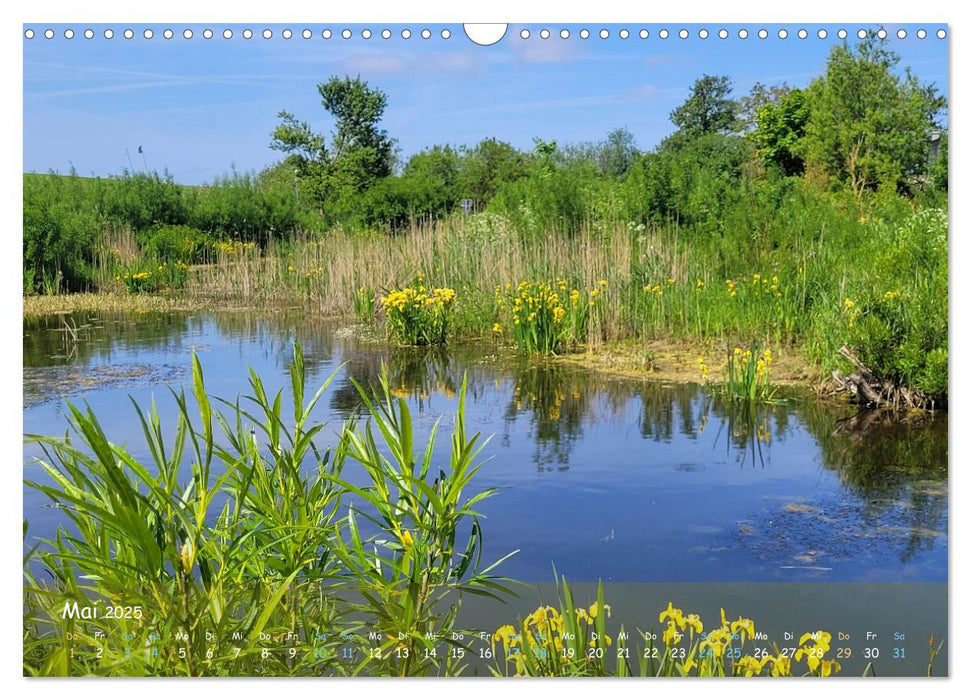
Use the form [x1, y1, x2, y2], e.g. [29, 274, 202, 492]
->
[327, 368, 517, 676]
[23, 343, 514, 676]
[24, 344, 349, 676]
[703, 343, 776, 402]
[489, 579, 849, 677]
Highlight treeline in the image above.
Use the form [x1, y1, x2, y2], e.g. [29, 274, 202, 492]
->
[23, 170, 322, 293]
[267, 35, 946, 233]
[23, 35, 946, 295]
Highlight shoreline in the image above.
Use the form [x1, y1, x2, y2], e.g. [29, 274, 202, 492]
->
[23, 291, 830, 393]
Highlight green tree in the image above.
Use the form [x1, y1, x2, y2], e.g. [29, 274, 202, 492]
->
[456, 139, 528, 205]
[737, 82, 794, 132]
[596, 127, 639, 180]
[752, 88, 811, 176]
[318, 76, 394, 183]
[270, 76, 395, 217]
[801, 35, 946, 197]
[666, 75, 738, 146]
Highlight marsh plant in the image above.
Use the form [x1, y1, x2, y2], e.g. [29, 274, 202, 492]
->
[700, 344, 776, 403]
[489, 578, 854, 677]
[380, 275, 457, 346]
[23, 343, 513, 676]
[495, 280, 598, 355]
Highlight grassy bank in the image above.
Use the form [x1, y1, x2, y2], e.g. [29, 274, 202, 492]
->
[28, 190, 945, 402]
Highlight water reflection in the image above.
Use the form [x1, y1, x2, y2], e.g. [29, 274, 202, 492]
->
[23, 310, 948, 582]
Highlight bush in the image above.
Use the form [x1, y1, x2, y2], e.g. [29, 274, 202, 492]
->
[140, 224, 210, 264]
[23, 173, 101, 293]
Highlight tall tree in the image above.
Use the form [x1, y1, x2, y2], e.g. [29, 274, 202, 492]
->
[597, 127, 639, 179]
[801, 35, 946, 197]
[752, 88, 811, 176]
[667, 75, 738, 144]
[270, 76, 395, 213]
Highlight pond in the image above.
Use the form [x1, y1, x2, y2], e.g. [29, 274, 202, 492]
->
[23, 310, 948, 584]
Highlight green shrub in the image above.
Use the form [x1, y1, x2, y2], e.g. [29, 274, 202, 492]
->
[141, 224, 210, 264]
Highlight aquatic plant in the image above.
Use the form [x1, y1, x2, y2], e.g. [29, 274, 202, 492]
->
[495, 280, 595, 354]
[353, 285, 376, 323]
[704, 343, 775, 403]
[22, 343, 512, 676]
[381, 275, 456, 346]
[489, 579, 848, 677]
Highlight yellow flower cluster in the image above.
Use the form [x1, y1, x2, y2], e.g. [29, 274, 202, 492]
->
[491, 598, 842, 677]
[212, 240, 255, 257]
[380, 281, 456, 345]
[497, 280, 593, 354]
[794, 631, 842, 676]
[381, 286, 456, 314]
[843, 297, 861, 330]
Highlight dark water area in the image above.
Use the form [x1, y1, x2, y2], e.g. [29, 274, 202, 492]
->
[23, 310, 948, 583]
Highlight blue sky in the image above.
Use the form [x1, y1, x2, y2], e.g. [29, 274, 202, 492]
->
[23, 23, 949, 184]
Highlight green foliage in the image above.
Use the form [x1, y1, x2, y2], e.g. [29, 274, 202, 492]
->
[23, 344, 514, 676]
[99, 171, 188, 233]
[622, 133, 750, 228]
[456, 138, 529, 205]
[666, 75, 738, 146]
[596, 127, 639, 179]
[271, 76, 395, 219]
[23, 172, 101, 293]
[141, 224, 210, 264]
[326, 368, 516, 675]
[752, 88, 810, 176]
[841, 209, 948, 398]
[801, 35, 946, 197]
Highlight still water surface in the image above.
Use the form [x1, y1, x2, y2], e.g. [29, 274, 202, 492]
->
[23, 311, 947, 583]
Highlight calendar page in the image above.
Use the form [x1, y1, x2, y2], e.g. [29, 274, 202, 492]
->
[21, 19, 949, 679]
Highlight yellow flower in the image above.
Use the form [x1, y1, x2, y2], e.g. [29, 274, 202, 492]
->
[844, 298, 854, 309]
[820, 659, 841, 677]
[736, 655, 765, 677]
[493, 323, 502, 334]
[588, 601, 611, 619]
[599, 279, 607, 287]
[884, 290, 900, 300]
[730, 616, 755, 640]
[685, 613, 703, 635]
[399, 529, 414, 549]
[659, 602, 685, 628]
[662, 621, 681, 647]
[493, 625, 517, 644]
[770, 654, 791, 676]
